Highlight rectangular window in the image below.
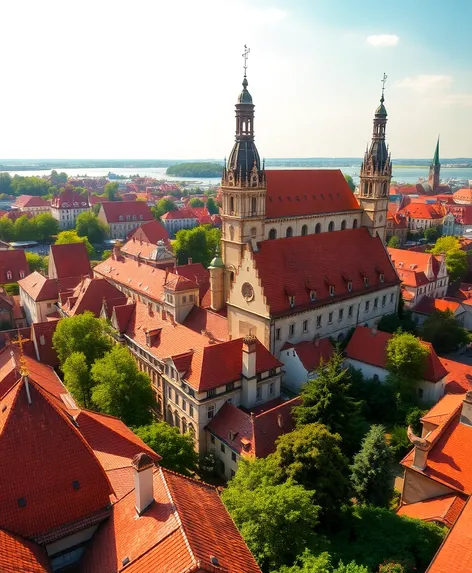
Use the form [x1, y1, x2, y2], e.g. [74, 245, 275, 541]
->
[221, 443, 226, 453]
[275, 328, 281, 341]
[182, 399, 186, 412]
[382, 295, 386, 307]
[365, 300, 370, 312]
[189, 294, 194, 302]
[256, 386, 262, 401]
[348, 305, 353, 318]
[328, 312, 333, 324]
[316, 315, 322, 328]
[207, 389, 216, 398]
[374, 298, 378, 309]
[390, 293, 394, 303]
[226, 382, 234, 392]
[329, 285, 335, 296]
[303, 320, 308, 332]
[338, 308, 343, 321]
[168, 386, 172, 400]
[289, 324, 295, 337]
[269, 382, 275, 396]
[189, 404, 194, 418]
[175, 394, 179, 406]
[182, 296, 187, 303]
[207, 405, 215, 420]
[232, 452, 237, 462]
[211, 435, 215, 444]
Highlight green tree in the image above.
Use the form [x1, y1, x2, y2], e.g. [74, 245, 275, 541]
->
[152, 198, 177, 219]
[272, 423, 351, 523]
[445, 249, 467, 281]
[377, 312, 417, 335]
[10, 175, 51, 196]
[222, 458, 320, 571]
[13, 215, 37, 241]
[55, 230, 94, 257]
[0, 217, 15, 241]
[104, 181, 120, 201]
[173, 225, 221, 267]
[386, 331, 428, 380]
[421, 309, 469, 353]
[350, 425, 393, 507]
[0, 173, 12, 195]
[344, 174, 356, 192]
[102, 249, 112, 261]
[25, 252, 48, 273]
[276, 551, 369, 573]
[52, 311, 112, 367]
[188, 197, 205, 207]
[206, 197, 219, 215]
[34, 212, 59, 242]
[424, 226, 440, 243]
[429, 235, 460, 255]
[294, 351, 367, 456]
[134, 421, 198, 475]
[75, 211, 109, 243]
[62, 351, 94, 408]
[50, 170, 68, 186]
[91, 345, 155, 426]
[387, 236, 400, 248]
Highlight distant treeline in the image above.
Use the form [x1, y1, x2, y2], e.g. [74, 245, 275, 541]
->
[166, 162, 224, 178]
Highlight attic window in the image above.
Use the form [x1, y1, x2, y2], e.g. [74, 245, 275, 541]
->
[288, 295, 295, 307]
[122, 557, 130, 567]
[379, 273, 385, 283]
[39, 335, 46, 346]
[310, 290, 317, 302]
[72, 480, 80, 491]
[228, 430, 238, 441]
[17, 497, 26, 508]
[119, 215, 124, 221]
[19, 270, 25, 279]
[364, 277, 370, 288]
[329, 285, 335, 297]
[241, 438, 251, 452]
[347, 281, 352, 292]
[6, 271, 12, 281]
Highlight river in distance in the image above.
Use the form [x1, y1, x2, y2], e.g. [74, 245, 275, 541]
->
[2, 165, 472, 186]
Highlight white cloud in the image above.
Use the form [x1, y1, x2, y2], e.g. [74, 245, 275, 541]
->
[366, 34, 399, 47]
[396, 75, 453, 93]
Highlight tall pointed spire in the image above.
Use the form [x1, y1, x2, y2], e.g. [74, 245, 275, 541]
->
[362, 73, 391, 175]
[433, 136, 440, 167]
[428, 136, 441, 191]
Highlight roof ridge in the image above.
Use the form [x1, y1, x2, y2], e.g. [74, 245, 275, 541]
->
[160, 466, 217, 492]
[254, 396, 300, 419]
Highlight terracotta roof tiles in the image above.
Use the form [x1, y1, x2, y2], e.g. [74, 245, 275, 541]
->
[18, 272, 59, 302]
[49, 242, 91, 281]
[0, 249, 30, 284]
[397, 494, 466, 528]
[100, 201, 154, 224]
[0, 528, 51, 573]
[61, 277, 127, 318]
[282, 338, 335, 372]
[127, 219, 170, 244]
[413, 296, 461, 315]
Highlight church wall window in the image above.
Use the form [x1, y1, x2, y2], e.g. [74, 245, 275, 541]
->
[341, 220, 347, 231]
[229, 197, 234, 214]
[251, 227, 257, 238]
[269, 228, 277, 240]
[229, 226, 234, 241]
[353, 219, 358, 229]
[328, 221, 335, 232]
[301, 224, 308, 236]
[315, 223, 321, 234]
[251, 197, 257, 215]
[286, 227, 293, 238]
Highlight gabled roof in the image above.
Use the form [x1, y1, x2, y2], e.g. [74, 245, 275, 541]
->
[264, 169, 360, 219]
[100, 201, 154, 224]
[49, 242, 91, 281]
[453, 188, 472, 205]
[13, 195, 50, 209]
[80, 467, 261, 573]
[413, 296, 461, 316]
[207, 397, 301, 458]
[182, 306, 229, 342]
[0, 249, 29, 283]
[388, 248, 444, 287]
[397, 494, 466, 528]
[51, 187, 90, 209]
[251, 228, 399, 316]
[281, 338, 335, 372]
[398, 202, 445, 220]
[18, 271, 59, 302]
[441, 358, 472, 394]
[61, 277, 127, 318]
[31, 320, 59, 367]
[127, 219, 170, 244]
[161, 208, 198, 220]
[345, 326, 448, 383]
[0, 528, 51, 573]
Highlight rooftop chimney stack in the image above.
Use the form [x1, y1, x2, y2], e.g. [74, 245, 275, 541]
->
[407, 425, 431, 471]
[131, 453, 155, 516]
[242, 334, 257, 379]
[460, 391, 472, 426]
[112, 242, 121, 261]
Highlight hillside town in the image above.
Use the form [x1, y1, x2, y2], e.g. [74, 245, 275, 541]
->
[1, 37, 472, 573]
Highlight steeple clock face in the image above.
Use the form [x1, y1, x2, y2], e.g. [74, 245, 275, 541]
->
[241, 282, 255, 302]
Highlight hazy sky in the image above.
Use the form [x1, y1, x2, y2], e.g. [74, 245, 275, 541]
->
[1, 0, 471, 159]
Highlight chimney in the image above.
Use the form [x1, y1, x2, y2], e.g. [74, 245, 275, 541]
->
[313, 336, 320, 348]
[112, 242, 121, 261]
[131, 453, 155, 516]
[460, 391, 472, 426]
[407, 425, 431, 471]
[242, 334, 257, 379]
[371, 327, 377, 336]
[188, 257, 192, 265]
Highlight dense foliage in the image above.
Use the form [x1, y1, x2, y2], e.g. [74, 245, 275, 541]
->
[386, 331, 429, 381]
[387, 236, 400, 248]
[275, 551, 369, 573]
[173, 225, 221, 267]
[152, 197, 177, 219]
[421, 309, 470, 353]
[25, 252, 48, 273]
[166, 162, 224, 178]
[429, 236, 468, 280]
[55, 230, 94, 257]
[188, 197, 205, 207]
[75, 211, 109, 243]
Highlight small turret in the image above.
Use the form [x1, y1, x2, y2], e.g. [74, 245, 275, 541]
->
[209, 244, 225, 311]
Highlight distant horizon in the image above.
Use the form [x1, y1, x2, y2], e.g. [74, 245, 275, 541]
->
[1, 157, 471, 163]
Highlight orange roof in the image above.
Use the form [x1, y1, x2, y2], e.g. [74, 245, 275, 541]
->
[31, 320, 59, 367]
[413, 296, 461, 315]
[49, 242, 91, 281]
[120, 238, 173, 262]
[453, 188, 472, 205]
[282, 338, 334, 372]
[161, 208, 197, 220]
[388, 248, 443, 287]
[18, 271, 59, 302]
[345, 326, 448, 383]
[80, 466, 261, 573]
[207, 397, 301, 458]
[426, 496, 472, 573]
[61, 277, 127, 318]
[265, 169, 360, 218]
[421, 393, 465, 427]
[100, 201, 154, 224]
[441, 358, 472, 394]
[182, 305, 229, 342]
[127, 219, 170, 244]
[0, 528, 51, 573]
[397, 494, 466, 528]
[398, 202, 445, 220]
[13, 195, 50, 209]
[0, 249, 30, 284]
[252, 228, 398, 316]
[51, 186, 90, 209]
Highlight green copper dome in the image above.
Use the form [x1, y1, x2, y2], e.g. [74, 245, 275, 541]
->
[375, 96, 387, 117]
[209, 245, 225, 269]
[238, 76, 253, 104]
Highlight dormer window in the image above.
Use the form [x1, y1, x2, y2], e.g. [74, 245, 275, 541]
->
[119, 215, 124, 221]
[329, 285, 335, 297]
[6, 271, 12, 281]
[132, 215, 137, 221]
[379, 273, 384, 283]
[19, 270, 25, 279]
[288, 295, 295, 307]
[347, 281, 352, 292]
[310, 290, 317, 302]
[126, 215, 131, 221]
[364, 277, 369, 288]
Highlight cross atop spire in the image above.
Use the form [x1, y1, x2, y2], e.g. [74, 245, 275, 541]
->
[242, 44, 250, 77]
[381, 73, 388, 102]
[11, 330, 31, 377]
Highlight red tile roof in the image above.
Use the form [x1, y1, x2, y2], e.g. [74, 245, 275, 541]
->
[397, 494, 466, 528]
[207, 397, 301, 458]
[51, 187, 90, 209]
[453, 188, 472, 205]
[0, 249, 30, 284]
[282, 338, 335, 372]
[31, 320, 59, 367]
[80, 466, 261, 573]
[126, 219, 170, 244]
[18, 271, 59, 302]
[13, 195, 50, 209]
[49, 242, 91, 281]
[100, 201, 154, 224]
[0, 528, 51, 573]
[388, 248, 444, 288]
[413, 296, 461, 315]
[345, 326, 448, 383]
[441, 359, 472, 394]
[182, 305, 229, 342]
[161, 208, 197, 220]
[61, 277, 127, 318]
[398, 202, 445, 220]
[264, 169, 360, 219]
[426, 496, 472, 573]
[252, 228, 399, 316]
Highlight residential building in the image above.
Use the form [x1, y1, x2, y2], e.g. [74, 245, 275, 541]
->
[50, 186, 90, 229]
[442, 203, 472, 236]
[120, 237, 175, 268]
[344, 326, 448, 403]
[386, 204, 408, 245]
[12, 194, 50, 214]
[57, 277, 127, 318]
[388, 247, 449, 307]
[18, 272, 60, 324]
[97, 201, 154, 239]
[0, 249, 29, 284]
[396, 201, 445, 234]
[411, 296, 466, 326]
[0, 289, 26, 329]
[448, 282, 472, 330]
[126, 218, 170, 244]
[160, 208, 199, 234]
[48, 242, 92, 282]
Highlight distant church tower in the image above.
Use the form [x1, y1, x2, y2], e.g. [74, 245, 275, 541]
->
[428, 137, 440, 192]
[358, 74, 392, 243]
[220, 46, 266, 297]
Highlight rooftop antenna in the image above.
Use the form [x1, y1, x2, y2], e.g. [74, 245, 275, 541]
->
[11, 331, 32, 404]
[381, 72, 388, 101]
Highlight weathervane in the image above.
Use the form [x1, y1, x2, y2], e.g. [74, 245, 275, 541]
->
[242, 44, 250, 76]
[11, 330, 31, 377]
[381, 72, 388, 99]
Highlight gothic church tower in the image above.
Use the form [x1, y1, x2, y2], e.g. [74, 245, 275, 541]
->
[220, 47, 266, 297]
[358, 75, 392, 243]
[428, 137, 440, 192]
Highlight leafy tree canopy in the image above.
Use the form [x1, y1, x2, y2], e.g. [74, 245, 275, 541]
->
[429, 236, 460, 255]
[55, 230, 94, 257]
[424, 226, 440, 243]
[91, 345, 155, 426]
[10, 175, 51, 197]
[387, 236, 401, 248]
[13, 215, 37, 241]
[275, 550, 369, 573]
[344, 174, 355, 192]
[386, 331, 428, 381]
[0, 217, 15, 241]
[173, 225, 221, 267]
[445, 249, 467, 281]
[377, 312, 417, 335]
[206, 197, 219, 215]
[75, 211, 109, 243]
[188, 197, 205, 208]
[166, 162, 223, 178]
[52, 311, 112, 367]
[25, 252, 48, 274]
[134, 421, 198, 475]
[152, 198, 178, 219]
[421, 309, 470, 353]
[62, 351, 94, 408]
[34, 212, 59, 242]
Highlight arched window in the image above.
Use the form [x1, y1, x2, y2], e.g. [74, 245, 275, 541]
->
[286, 226, 293, 238]
[229, 226, 234, 241]
[251, 197, 257, 215]
[353, 219, 358, 229]
[174, 411, 180, 431]
[328, 221, 335, 232]
[182, 417, 187, 434]
[167, 406, 174, 426]
[269, 228, 277, 240]
[301, 224, 308, 236]
[6, 271, 12, 281]
[119, 215, 124, 221]
[315, 223, 321, 234]
[341, 220, 347, 230]
[251, 227, 257, 238]
[19, 270, 25, 278]
[229, 196, 234, 213]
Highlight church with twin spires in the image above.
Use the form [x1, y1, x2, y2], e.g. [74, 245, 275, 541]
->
[209, 60, 401, 356]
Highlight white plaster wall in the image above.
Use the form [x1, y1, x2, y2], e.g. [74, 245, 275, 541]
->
[417, 378, 445, 404]
[206, 433, 240, 480]
[280, 349, 309, 393]
[344, 359, 388, 381]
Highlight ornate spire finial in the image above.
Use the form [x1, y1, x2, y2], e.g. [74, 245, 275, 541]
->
[11, 330, 31, 377]
[381, 72, 388, 102]
[242, 44, 250, 77]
